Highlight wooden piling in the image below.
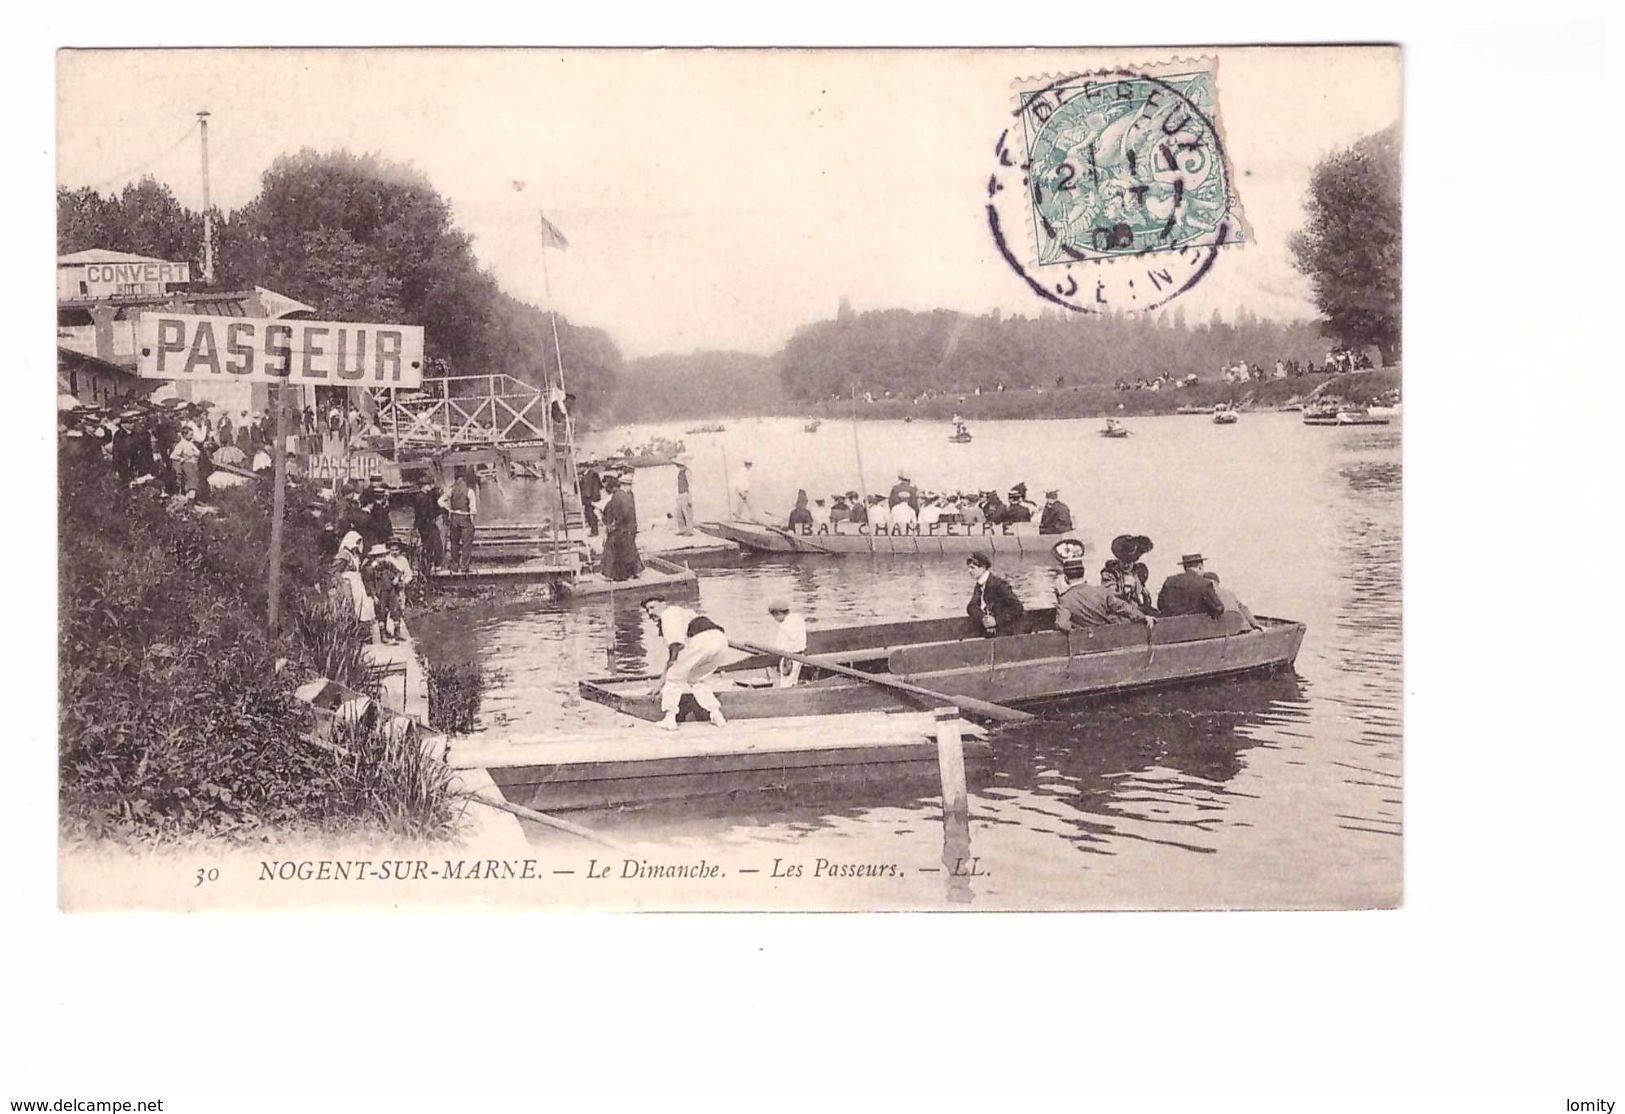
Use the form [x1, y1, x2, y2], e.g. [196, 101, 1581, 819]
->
[933, 707, 968, 818]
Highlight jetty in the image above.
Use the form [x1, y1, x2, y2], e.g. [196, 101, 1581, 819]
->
[445, 710, 990, 812]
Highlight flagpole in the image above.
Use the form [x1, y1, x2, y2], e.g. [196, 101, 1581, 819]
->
[539, 236, 576, 568]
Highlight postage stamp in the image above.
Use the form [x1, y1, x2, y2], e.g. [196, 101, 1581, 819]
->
[987, 59, 1247, 313]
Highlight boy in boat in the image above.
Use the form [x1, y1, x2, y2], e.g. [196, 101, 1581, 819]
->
[966, 552, 1024, 638]
[641, 596, 730, 730]
[1157, 554, 1226, 618]
[1050, 540, 1155, 632]
[765, 599, 807, 687]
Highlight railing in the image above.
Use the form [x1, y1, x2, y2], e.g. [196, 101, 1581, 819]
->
[367, 374, 552, 446]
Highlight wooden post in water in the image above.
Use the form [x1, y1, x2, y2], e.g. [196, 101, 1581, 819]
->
[933, 707, 968, 818]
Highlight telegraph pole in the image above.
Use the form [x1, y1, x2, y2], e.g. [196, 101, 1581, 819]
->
[197, 110, 214, 284]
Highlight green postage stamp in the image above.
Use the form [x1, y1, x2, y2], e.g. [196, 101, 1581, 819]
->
[987, 59, 1248, 313]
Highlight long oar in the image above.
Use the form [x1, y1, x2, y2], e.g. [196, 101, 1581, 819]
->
[728, 639, 1035, 724]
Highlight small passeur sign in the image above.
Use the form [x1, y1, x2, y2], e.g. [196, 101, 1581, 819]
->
[137, 313, 424, 387]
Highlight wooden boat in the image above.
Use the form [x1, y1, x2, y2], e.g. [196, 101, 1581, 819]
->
[684, 423, 727, 434]
[581, 608, 1305, 721]
[948, 429, 973, 443]
[1303, 403, 1390, 426]
[803, 419, 822, 432]
[1212, 407, 1240, 424]
[1100, 423, 1130, 438]
[1176, 405, 1210, 415]
[698, 519, 1087, 557]
[434, 555, 698, 601]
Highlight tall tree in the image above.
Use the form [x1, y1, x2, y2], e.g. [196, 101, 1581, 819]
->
[1290, 125, 1402, 365]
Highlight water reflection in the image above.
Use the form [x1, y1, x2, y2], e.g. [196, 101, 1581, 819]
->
[412, 414, 1402, 907]
[982, 670, 1306, 857]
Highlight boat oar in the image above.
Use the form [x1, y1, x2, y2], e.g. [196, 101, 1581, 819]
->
[727, 639, 1036, 724]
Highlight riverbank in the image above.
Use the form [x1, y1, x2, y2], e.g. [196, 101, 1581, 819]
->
[799, 368, 1402, 423]
[57, 444, 461, 847]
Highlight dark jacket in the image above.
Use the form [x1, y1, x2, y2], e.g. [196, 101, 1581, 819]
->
[968, 573, 1025, 637]
[579, 469, 603, 502]
[1156, 571, 1225, 618]
[1038, 500, 1073, 535]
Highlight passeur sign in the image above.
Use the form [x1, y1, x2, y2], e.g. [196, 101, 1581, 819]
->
[136, 313, 424, 387]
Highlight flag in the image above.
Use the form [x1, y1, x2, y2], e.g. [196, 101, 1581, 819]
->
[538, 212, 569, 250]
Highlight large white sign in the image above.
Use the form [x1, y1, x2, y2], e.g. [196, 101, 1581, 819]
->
[137, 313, 425, 387]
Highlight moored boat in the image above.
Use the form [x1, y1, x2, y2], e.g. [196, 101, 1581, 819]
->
[697, 519, 1087, 557]
[581, 608, 1305, 720]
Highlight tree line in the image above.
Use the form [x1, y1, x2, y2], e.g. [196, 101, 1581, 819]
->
[57, 150, 621, 418]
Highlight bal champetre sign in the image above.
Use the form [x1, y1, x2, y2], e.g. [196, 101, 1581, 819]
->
[136, 313, 425, 387]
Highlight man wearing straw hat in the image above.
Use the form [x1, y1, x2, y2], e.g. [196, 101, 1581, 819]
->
[1157, 553, 1226, 619]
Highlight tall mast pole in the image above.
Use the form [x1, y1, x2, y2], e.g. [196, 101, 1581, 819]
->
[540, 247, 576, 565]
[197, 110, 214, 285]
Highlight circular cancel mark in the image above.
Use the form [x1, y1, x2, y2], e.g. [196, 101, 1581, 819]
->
[987, 67, 1244, 314]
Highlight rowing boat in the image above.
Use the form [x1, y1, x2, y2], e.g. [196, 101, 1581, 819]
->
[580, 608, 1305, 720]
[697, 520, 1088, 557]
[434, 554, 698, 601]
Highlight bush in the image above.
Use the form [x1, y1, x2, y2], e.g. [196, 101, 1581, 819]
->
[427, 660, 485, 735]
[58, 449, 455, 845]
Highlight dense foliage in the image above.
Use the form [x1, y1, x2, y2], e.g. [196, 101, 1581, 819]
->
[57, 449, 455, 844]
[776, 306, 1334, 404]
[57, 151, 622, 418]
[1290, 125, 1402, 365]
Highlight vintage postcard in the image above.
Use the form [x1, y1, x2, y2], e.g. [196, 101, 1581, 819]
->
[56, 46, 1402, 911]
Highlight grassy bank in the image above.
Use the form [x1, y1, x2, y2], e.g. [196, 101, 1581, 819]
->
[58, 447, 458, 846]
[801, 368, 1402, 423]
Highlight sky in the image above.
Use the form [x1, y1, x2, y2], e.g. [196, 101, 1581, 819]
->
[57, 47, 1400, 358]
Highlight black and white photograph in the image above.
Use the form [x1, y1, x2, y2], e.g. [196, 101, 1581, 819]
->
[53, 46, 1405, 910]
[9, 16, 1618, 1113]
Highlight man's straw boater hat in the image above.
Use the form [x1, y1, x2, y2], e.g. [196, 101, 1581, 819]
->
[1181, 553, 1206, 568]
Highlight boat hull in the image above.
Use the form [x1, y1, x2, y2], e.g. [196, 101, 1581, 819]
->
[581, 611, 1306, 721]
[697, 520, 1086, 557]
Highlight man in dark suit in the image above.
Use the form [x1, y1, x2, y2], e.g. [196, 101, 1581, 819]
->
[1038, 488, 1074, 535]
[1157, 553, 1226, 618]
[966, 551, 1025, 637]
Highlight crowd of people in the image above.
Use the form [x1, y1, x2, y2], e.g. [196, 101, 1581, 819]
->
[774, 471, 1075, 534]
[968, 534, 1259, 639]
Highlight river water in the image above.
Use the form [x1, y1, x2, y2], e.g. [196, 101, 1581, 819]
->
[413, 412, 1401, 909]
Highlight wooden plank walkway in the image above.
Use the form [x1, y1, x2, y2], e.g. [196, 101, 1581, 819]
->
[447, 711, 991, 812]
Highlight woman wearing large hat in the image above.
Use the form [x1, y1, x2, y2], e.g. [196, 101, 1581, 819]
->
[1102, 534, 1157, 613]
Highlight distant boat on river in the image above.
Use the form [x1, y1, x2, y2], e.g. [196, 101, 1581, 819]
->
[1212, 406, 1240, 425]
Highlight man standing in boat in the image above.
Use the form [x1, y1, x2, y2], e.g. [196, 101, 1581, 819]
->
[642, 596, 730, 730]
[734, 460, 761, 523]
[966, 552, 1024, 638]
[1157, 554, 1226, 618]
[600, 472, 644, 581]
[1050, 539, 1155, 632]
[1038, 488, 1074, 535]
[888, 470, 919, 515]
[673, 464, 695, 535]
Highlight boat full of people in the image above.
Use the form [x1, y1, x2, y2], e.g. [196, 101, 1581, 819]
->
[1212, 405, 1240, 424]
[581, 608, 1304, 720]
[1100, 418, 1130, 438]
